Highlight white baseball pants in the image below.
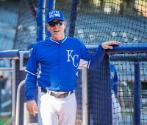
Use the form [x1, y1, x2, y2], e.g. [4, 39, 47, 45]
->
[112, 91, 121, 125]
[38, 90, 77, 125]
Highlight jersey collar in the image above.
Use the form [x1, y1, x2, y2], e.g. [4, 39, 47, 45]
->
[50, 37, 67, 44]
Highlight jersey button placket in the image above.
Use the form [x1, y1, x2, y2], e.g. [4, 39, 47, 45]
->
[58, 43, 62, 86]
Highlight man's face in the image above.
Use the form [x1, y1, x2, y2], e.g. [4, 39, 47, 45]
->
[47, 20, 65, 40]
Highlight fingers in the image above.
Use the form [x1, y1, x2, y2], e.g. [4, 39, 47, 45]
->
[108, 41, 120, 45]
[26, 100, 38, 117]
[102, 41, 120, 49]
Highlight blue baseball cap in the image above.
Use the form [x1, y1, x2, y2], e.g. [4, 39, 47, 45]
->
[46, 10, 64, 23]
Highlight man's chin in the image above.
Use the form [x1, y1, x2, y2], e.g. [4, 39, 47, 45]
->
[53, 35, 63, 40]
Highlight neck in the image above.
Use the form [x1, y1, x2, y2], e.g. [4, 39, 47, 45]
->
[51, 35, 65, 41]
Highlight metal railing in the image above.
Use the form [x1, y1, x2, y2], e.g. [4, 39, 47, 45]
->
[0, 59, 16, 125]
[15, 80, 25, 125]
[0, 50, 28, 125]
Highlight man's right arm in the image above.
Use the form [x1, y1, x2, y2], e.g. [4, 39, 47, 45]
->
[25, 73, 38, 116]
[26, 100, 38, 116]
[25, 45, 38, 101]
[25, 45, 39, 116]
[25, 73, 37, 101]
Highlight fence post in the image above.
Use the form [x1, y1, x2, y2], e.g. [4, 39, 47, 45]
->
[82, 68, 88, 125]
[15, 59, 26, 125]
[68, 0, 79, 37]
[133, 62, 141, 125]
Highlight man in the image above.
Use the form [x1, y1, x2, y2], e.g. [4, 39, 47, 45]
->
[110, 64, 121, 125]
[25, 9, 120, 125]
[110, 64, 119, 96]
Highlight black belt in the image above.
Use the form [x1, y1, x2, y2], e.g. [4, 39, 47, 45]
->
[41, 88, 74, 98]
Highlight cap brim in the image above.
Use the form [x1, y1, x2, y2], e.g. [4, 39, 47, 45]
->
[47, 17, 64, 23]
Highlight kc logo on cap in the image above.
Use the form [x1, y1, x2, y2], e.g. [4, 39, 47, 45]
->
[47, 10, 64, 23]
[49, 10, 61, 18]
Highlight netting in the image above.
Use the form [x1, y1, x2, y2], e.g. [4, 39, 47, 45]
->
[13, 0, 36, 50]
[11, 0, 147, 125]
[67, 0, 147, 125]
[109, 54, 147, 125]
[71, 0, 147, 46]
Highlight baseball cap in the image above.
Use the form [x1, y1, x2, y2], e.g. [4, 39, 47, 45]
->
[46, 10, 64, 23]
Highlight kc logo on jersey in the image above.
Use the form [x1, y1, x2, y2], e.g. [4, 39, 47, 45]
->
[66, 50, 79, 67]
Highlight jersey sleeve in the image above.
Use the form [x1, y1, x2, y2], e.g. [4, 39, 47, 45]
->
[25, 45, 38, 101]
[89, 44, 105, 68]
[110, 64, 119, 95]
[79, 41, 105, 68]
[79, 42, 91, 68]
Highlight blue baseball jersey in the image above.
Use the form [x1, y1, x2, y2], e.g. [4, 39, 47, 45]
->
[25, 37, 105, 101]
[110, 64, 119, 95]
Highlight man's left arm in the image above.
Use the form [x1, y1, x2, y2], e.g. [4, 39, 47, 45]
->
[79, 41, 120, 68]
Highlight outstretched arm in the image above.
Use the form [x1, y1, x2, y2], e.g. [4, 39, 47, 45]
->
[79, 41, 120, 68]
[91, 41, 120, 67]
[101, 41, 120, 49]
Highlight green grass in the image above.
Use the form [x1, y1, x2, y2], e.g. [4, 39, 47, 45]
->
[0, 117, 9, 125]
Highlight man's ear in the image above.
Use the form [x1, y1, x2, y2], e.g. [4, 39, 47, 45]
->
[46, 24, 51, 32]
[63, 21, 67, 27]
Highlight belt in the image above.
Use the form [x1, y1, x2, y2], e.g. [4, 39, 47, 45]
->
[41, 88, 74, 98]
